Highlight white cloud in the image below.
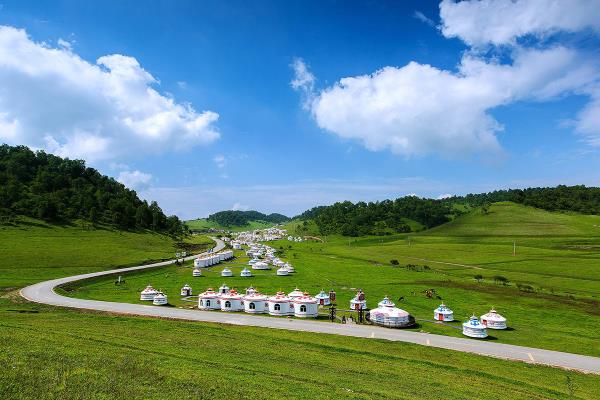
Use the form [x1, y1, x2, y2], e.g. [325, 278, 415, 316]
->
[231, 202, 249, 211]
[0, 25, 219, 162]
[213, 154, 226, 168]
[290, 58, 316, 109]
[297, 1, 600, 157]
[437, 193, 453, 199]
[117, 170, 153, 191]
[413, 10, 435, 27]
[439, 0, 600, 46]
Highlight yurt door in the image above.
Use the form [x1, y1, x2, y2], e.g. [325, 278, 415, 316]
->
[438, 313, 443, 321]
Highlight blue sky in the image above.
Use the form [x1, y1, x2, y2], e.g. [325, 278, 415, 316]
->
[1, 0, 600, 218]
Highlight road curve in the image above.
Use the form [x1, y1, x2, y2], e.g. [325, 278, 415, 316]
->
[21, 237, 600, 374]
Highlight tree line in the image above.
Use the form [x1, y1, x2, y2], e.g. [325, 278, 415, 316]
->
[444, 185, 600, 214]
[206, 210, 289, 227]
[0, 144, 186, 235]
[297, 197, 452, 236]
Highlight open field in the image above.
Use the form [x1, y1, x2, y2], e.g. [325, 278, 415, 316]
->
[2, 295, 599, 399]
[67, 203, 600, 357]
[0, 217, 213, 289]
[4, 204, 600, 398]
[185, 218, 276, 232]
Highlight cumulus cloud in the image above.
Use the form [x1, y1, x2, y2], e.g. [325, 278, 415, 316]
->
[117, 169, 153, 191]
[437, 193, 453, 199]
[0, 25, 219, 162]
[296, 1, 600, 157]
[439, 0, 600, 46]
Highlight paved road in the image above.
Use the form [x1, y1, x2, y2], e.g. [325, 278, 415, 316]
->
[21, 237, 600, 374]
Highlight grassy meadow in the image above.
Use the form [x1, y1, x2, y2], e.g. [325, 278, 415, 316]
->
[0, 217, 213, 289]
[67, 203, 600, 357]
[3, 205, 600, 398]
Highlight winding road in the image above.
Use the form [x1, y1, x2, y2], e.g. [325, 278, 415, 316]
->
[21, 237, 600, 374]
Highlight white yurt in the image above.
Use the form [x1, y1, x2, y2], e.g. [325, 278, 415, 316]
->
[252, 261, 270, 270]
[276, 267, 289, 276]
[480, 308, 507, 329]
[434, 303, 454, 322]
[233, 242, 242, 250]
[248, 258, 259, 266]
[180, 284, 192, 296]
[350, 290, 367, 310]
[218, 284, 230, 295]
[368, 297, 414, 328]
[245, 286, 256, 295]
[314, 290, 331, 306]
[194, 258, 206, 268]
[198, 288, 220, 310]
[462, 315, 488, 338]
[288, 287, 304, 300]
[268, 291, 293, 316]
[243, 292, 268, 313]
[220, 289, 244, 312]
[152, 291, 168, 305]
[140, 285, 158, 301]
[284, 263, 295, 273]
[192, 267, 202, 277]
[240, 267, 253, 277]
[293, 292, 318, 318]
[221, 268, 233, 277]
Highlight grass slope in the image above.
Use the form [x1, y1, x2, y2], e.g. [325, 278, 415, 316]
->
[428, 201, 600, 236]
[2, 296, 598, 400]
[186, 218, 275, 232]
[0, 217, 213, 289]
[69, 202, 600, 357]
[3, 206, 600, 398]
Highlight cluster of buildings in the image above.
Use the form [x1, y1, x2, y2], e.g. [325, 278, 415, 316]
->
[233, 227, 287, 243]
[192, 250, 235, 277]
[197, 285, 327, 317]
[140, 283, 507, 338]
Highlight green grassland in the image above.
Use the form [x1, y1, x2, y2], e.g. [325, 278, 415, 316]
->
[186, 218, 276, 232]
[68, 202, 600, 357]
[3, 205, 600, 398]
[2, 296, 599, 399]
[0, 217, 213, 289]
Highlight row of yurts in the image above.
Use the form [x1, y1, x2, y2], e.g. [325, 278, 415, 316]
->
[140, 284, 506, 338]
[192, 242, 295, 278]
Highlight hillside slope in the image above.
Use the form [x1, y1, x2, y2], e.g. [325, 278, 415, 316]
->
[424, 202, 600, 236]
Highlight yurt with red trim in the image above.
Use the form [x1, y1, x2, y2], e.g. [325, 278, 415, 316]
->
[220, 289, 244, 311]
[314, 290, 331, 306]
[293, 292, 318, 318]
[480, 308, 507, 329]
[367, 297, 414, 328]
[268, 291, 293, 316]
[140, 285, 158, 301]
[198, 288, 220, 310]
[243, 292, 268, 314]
[350, 289, 367, 310]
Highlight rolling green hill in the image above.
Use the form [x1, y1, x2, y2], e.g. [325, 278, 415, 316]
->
[0, 217, 213, 289]
[425, 202, 600, 236]
[185, 218, 276, 232]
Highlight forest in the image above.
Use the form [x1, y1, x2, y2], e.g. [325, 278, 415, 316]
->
[445, 185, 600, 214]
[298, 197, 451, 236]
[0, 145, 186, 235]
[297, 185, 600, 236]
[206, 210, 290, 226]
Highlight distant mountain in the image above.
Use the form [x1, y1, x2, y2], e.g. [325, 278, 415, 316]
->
[0, 144, 185, 235]
[205, 210, 289, 227]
